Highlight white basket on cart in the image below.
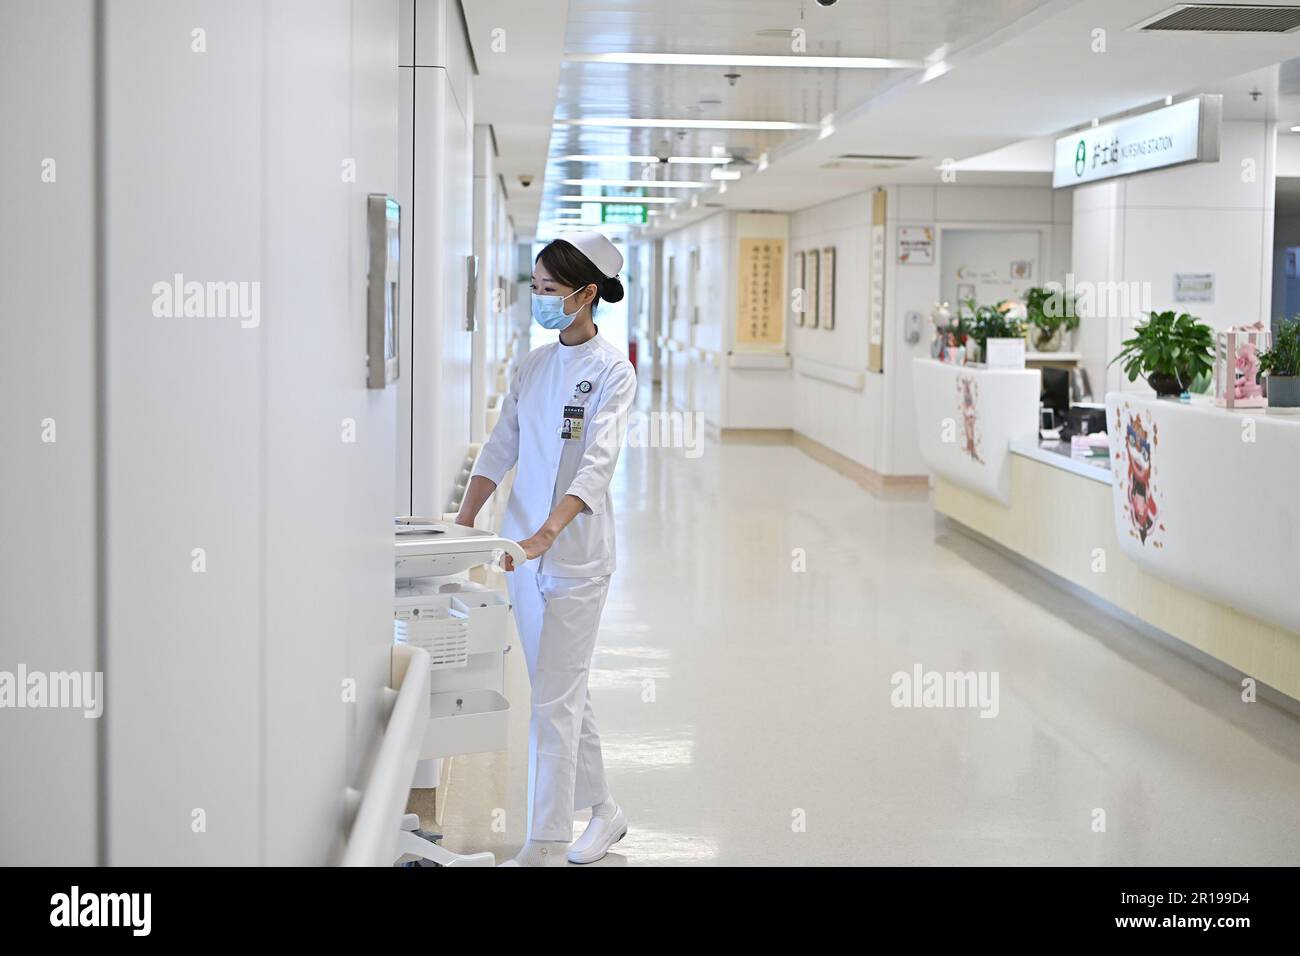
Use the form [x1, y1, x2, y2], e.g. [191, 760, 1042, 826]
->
[394, 600, 470, 670]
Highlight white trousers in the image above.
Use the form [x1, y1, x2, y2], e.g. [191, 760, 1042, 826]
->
[507, 564, 612, 842]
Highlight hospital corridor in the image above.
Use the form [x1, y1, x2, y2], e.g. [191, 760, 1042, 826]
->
[436, 390, 1300, 867]
[3, 0, 1300, 924]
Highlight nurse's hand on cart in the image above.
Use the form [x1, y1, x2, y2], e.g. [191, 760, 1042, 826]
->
[500, 493, 588, 571]
[503, 529, 554, 571]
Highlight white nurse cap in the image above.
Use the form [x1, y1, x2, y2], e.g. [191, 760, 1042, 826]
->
[560, 230, 624, 278]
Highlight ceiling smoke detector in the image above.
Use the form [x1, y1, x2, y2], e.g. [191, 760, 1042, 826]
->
[1132, 4, 1300, 33]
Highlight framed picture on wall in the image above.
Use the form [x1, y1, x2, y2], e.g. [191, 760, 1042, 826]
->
[805, 249, 820, 329]
[794, 251, 806, 326]
[819, 246, 836, 331]
[956, 282, 975, 310]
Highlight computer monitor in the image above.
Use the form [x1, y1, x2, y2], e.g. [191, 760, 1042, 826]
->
[1041, 366, 1071, 422]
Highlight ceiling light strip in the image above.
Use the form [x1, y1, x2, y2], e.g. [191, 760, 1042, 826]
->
[556, 154, 734, 165]
[556, 118, 817, 131]
[562, 178, 706, 188]
[565, 52, 922, 69]
[559, 195, 681, 203]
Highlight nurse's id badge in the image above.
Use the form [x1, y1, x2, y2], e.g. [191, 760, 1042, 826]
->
[560, 405, 585, 441]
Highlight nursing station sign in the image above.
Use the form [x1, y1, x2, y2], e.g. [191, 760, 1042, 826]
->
[1053, 95, 1221, 188]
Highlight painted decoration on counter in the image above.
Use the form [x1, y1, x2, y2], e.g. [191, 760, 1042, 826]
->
[1113, 403, 1163, 548]
[793, 251, 806, 326]
[1103, 392, 1300, 636]
[956, 374, 984, 464]
[1010, 260, 1032, 280]
[736, 238, 786, 347]
[818, 246, 836, 330]
[897, 225, 934, 265]
[913, 358, 1040, 506]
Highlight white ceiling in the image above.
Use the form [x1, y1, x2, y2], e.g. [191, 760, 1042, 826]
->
[462, 0, 570, 239]
[467, 0, 1300, 240]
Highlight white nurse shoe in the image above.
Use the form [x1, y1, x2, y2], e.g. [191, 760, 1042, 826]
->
[566, 801, 627, 865]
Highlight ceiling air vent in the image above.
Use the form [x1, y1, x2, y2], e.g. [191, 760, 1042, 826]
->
[1134, 4, 1300, 33]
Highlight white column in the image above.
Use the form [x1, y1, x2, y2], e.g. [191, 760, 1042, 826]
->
[1071, 119, 1278, 395]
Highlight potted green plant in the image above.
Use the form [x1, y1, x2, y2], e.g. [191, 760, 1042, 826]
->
[1259, 316, 1300, 413]
[968, 299, 1027, 362]
[1110, 310, 1215, 398]
[1024, 286, 1079, 352]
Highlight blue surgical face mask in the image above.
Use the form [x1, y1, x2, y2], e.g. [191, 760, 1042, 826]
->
[531, 288, 582, 331]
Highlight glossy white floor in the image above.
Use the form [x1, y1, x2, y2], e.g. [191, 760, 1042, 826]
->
[437, 399, 1300, 866]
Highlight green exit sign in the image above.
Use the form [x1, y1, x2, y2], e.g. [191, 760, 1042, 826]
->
[602, 204, 647, 225]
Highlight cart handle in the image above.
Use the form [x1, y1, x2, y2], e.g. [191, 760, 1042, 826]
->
[497, 538, 528, 568]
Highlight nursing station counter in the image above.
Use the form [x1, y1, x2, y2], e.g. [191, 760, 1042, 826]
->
[912, 358, 1300, 704]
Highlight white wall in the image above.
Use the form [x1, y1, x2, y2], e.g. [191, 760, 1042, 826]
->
[790, 192, 885, 469]
[480, 149, 516, 393]
[626, 238, 660, 384]
[658, 211, 791, 430]
[5, 0, 405, 866]
[0, 0, 99, 865]
[660, 212, 726, 424]
[1071, 119, 1277, 395]
[397, 0, 475, 516]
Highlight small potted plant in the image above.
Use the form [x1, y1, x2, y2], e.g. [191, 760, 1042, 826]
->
[1259, 316, 1300, 413]
[1110, 310, 1215, 398]
[969, 300, 1027, 363]
[1024, 286, 1079, 352]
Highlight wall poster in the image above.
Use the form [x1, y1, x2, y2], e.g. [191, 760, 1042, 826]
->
[735, 237, 786, 347]
[868, 190, 886, 371]
[897, 225, 934, 265]
[1174, 272, 1214, 303]
[805, 248, 820, 330]
[794, 251, 806, 326]
[819, 246, 836, 330]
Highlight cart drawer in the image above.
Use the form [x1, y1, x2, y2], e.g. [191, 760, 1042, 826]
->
[420, 689, 510, 759]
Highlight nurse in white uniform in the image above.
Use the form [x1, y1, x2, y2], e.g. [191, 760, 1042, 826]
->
[456, 231, 636, 867]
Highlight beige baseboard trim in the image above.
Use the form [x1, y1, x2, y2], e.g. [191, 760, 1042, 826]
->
[791, 431, 929, 496]
[711, 425, 928, 495]
[717, 427, 795, 445]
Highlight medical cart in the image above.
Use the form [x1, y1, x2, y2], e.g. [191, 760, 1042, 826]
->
[392, 517, 526, 867]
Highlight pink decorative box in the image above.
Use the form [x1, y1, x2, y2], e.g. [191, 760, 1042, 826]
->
[1214, 324, 1270, 409]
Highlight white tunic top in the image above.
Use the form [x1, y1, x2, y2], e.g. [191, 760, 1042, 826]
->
[472, 332, 637, 577]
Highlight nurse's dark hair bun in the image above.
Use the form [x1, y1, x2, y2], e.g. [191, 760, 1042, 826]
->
[600, 276, 625, 303]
